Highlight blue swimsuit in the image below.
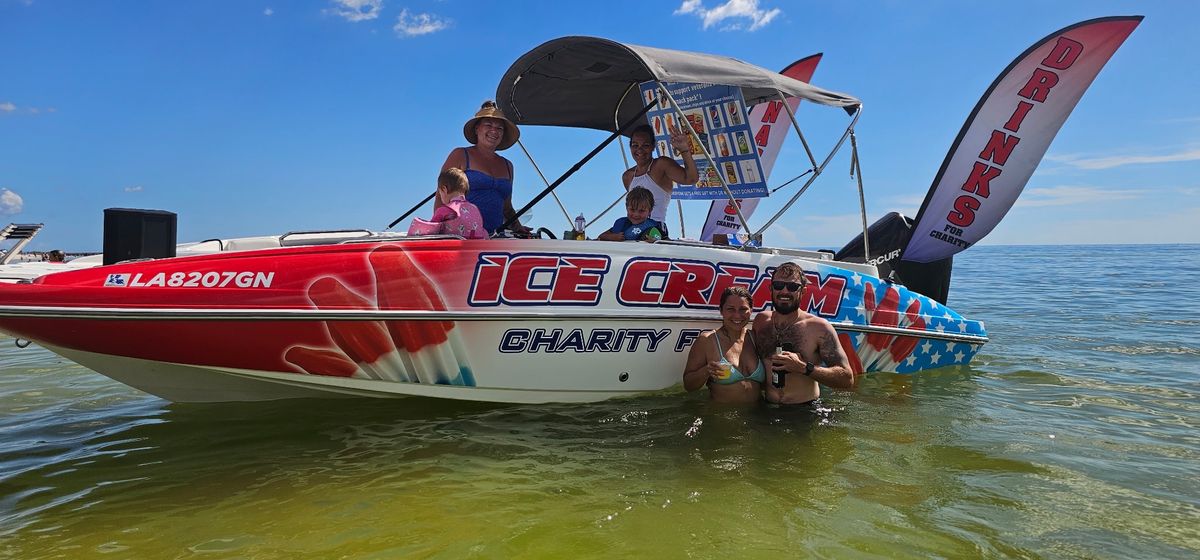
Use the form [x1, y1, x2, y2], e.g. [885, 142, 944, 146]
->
[608, 217, 667, 240]
[712, 330, 766, 385]
[461, 147, 513, 234]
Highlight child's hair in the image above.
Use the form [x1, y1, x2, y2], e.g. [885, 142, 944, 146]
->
[626, 186, 655, 210]
[439, 167, 470, 195]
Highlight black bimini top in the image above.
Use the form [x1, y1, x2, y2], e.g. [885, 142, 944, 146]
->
[496, 36, 861, 133]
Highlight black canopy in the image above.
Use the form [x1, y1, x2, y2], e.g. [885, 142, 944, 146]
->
[496, 36, 861, 133]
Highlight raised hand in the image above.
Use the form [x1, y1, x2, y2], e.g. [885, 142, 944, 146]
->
[667, 122, 693, 156]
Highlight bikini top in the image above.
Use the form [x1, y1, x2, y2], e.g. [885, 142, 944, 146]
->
[461, 147, 513, 234]
[711, 329, 766, 385]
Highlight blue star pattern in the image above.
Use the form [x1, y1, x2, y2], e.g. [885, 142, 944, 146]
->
[811, 262, 987, 374]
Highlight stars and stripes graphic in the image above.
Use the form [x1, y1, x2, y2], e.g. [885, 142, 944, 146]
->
[823, 264, 985, 374]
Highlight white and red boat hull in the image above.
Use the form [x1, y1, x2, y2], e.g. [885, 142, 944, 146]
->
[0, 239, 987, 402]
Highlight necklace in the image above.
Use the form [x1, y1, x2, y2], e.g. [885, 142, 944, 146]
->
[718, 325, 746, 349]
[772, 314, 797, 338]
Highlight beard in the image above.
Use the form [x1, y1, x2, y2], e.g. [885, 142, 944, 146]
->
[773, 299, 799, 315]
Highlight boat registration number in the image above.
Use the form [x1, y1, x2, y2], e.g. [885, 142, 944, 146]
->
[103, 271, 275, 288]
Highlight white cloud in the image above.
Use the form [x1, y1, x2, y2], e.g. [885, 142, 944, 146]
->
[0, 101, 54, 115]
[1048, 148, 1200, 170]
[881, 193, 927, 212]
[328, 0, 381, 22]
[988, 206, 1200, 244]
[0, 189, 23, 215]
[1015, 185, 1142, 208]
[1158, 116, 1200, 124]
[393, 9, 450, 37]
[675, 0, 781, 31]
[124, 185, 144, 193]
[264, 7, 274, 16]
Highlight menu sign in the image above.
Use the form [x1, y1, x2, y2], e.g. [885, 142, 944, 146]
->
[640, 81, 768, 200]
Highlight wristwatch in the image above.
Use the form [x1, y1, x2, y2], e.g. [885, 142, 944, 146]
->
[804, 362, 815, 376]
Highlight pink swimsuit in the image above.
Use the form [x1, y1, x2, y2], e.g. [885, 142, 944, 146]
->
[431, 195, 487, 239]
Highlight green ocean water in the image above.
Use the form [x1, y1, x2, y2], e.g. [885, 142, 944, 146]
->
[1, 244, 1197, 559]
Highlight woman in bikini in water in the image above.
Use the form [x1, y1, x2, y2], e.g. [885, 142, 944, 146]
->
[682, 286, 764, 404]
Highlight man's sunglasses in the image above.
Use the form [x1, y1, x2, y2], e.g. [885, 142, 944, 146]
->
[771, 281, 806, 292]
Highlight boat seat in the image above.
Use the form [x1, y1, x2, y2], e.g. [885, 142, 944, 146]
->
[222, 236, 284, 252]
[278, 229, 410, 247]
[277, 230, 372, 247]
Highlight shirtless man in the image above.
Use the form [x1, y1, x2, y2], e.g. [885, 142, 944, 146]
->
[753, 262, 855, 405]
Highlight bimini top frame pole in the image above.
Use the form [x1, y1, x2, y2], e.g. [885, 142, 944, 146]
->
[497, 101, 658, 234]
[587, 83, 640, 232]
[497, 36, 860, 131]
[754, 105, 862, 238]
[514, 139, 575, 230]
[655, 82, 753, 238]
[495, 36, 863, 240]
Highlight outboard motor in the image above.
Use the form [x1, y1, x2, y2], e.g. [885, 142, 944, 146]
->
[103, 208, 177, 265]
[835, 212, 953, 304]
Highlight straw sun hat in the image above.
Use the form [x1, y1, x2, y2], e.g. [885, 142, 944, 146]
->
[463, 100, 520, 151]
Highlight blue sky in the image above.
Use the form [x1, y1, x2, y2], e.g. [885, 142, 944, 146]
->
[2, 0, 1197, 252]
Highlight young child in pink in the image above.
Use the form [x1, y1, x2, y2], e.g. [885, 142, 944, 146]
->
[409, 167, 488, 239]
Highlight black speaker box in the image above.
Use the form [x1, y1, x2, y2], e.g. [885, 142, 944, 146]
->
[102, 208, 177, 265]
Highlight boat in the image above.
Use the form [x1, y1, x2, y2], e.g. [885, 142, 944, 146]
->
[0, 20, 1140, 403]
[0, 223, 397, 284]
[0, 224, 94, 283]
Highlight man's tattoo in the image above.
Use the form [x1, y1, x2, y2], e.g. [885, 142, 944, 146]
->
[818, 333, 841, 366]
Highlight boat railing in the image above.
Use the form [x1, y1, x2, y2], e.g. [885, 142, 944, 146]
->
[369, 234, 462, 242]
[655, 238, 743, 252]
[279, 229, 379, 247]
[0, 223, 46, 265]
[658, 239, 836, 263]
[755, 246, 836, 261]
[196, 238, 225, 251]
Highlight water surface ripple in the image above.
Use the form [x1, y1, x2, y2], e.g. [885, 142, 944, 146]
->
[0, 244, 1197, 558]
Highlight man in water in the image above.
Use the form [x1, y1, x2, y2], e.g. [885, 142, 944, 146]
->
[753, 261, 855, 405]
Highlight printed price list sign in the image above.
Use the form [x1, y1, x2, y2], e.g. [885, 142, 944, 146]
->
[640, 81, 768, 200]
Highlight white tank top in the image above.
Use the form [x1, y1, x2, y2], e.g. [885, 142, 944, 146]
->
[627, 162, 671, 222]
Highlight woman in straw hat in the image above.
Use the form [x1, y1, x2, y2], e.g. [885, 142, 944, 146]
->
[440, 101, 530, 236]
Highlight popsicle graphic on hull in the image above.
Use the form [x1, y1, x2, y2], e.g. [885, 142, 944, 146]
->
[852, 282, 927, 372]
[371, 246, 475, 386]
[284, 245, 476, 386]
